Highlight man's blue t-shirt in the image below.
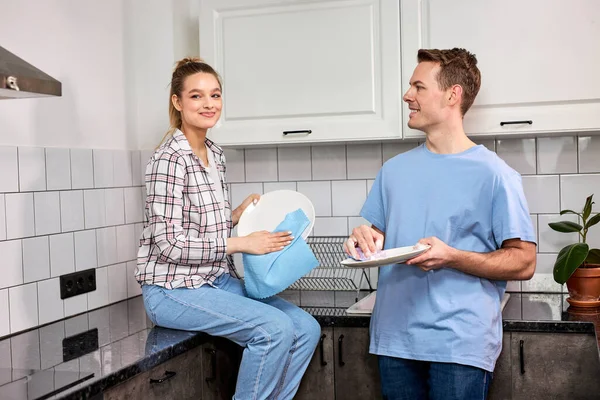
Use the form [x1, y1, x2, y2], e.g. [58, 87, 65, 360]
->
[360, 144, 535, 372]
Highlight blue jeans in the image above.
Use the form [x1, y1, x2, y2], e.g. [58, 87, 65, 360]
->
[378, 356, 493, 400]
[141, 273, 320, 400]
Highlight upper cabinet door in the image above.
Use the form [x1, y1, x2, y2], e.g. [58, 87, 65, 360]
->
[200, 0, 402, 146]
[401, 0, 600, 138]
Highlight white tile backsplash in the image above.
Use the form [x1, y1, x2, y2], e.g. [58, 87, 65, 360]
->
[382, 142, 419, 162]
[332, 180, 367, 216]
[537, 214, 579, 253]
[278, 146, 311, 181]
[346, 144, 382, 179]
[313, 217, 348, 236]
[70, 149, 95, 189]
[124, 187, 144, 224]
[578, 136, 600, 173]
[74, 230, 98, 271]
[93, 149, 114, 188]
[245, 148, 278, 182]
[222, 148, 245, 183]
[88, 267, 109, 310]
[522, 175, 560, 214]
[34, 192, 61, 235]
[64, 293, 88, 318]
[230, 183, 263, 211]
[297, 181, 331, 217]
[0, 240, 23, 289]
[523, 254, 562, 293]
[536, 136, 577, 174]
[113, 150, 133, 187]
[60, 190, 85, 232]
[116, 224, 136, 262]
[264, 182, 297, 192]
[45, 148, 71, 191]
[311, 145, 346, 180]
[0, 146, 19, 192]
[22, 236, 50, 284]
[0, 290, 8, 337]
[105, 188, 125, 226]
[126, 261, 142, 298]
[131, 151, 142, 186]
[0, 195, 5, 241]
[496, 138, 537, 175]
[37, 278, 64, 325]
[560, 174, 600, 212]
[108, 263, 128, 303]
[49, 233, 76, 278]
[5, 193, 35, 239]
[18, 147, 47, 192]
[96, 227, 118, 267]
[84, 189, 107, 229]
[9, 283, 39, 333]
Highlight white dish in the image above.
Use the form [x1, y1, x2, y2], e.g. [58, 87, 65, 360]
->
[237, 190, 315, 240]
[346, 291, 377, 315]
[340, 244, 430, 268]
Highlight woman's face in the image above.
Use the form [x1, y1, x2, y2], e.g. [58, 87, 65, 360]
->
[173, 72, 222, 131]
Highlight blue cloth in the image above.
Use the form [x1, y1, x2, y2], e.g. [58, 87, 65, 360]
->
[242, 209, 319, 299]
[361, 144, 535, 372]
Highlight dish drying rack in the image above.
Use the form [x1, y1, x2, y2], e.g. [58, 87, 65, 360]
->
[290, 236, 373, 299]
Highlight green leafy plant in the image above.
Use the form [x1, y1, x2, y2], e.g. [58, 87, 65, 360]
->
[549, 194, 600, 284]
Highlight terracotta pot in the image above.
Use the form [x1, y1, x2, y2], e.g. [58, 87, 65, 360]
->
[566, 264, 600, 309]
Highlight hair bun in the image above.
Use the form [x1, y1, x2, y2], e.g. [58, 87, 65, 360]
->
[174, 57, 205, 70]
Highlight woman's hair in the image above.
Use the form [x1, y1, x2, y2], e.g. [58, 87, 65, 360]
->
[158, 57, 223, 147]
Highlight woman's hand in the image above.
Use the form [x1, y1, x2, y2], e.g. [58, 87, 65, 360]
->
[232, 193, 261, 226]
[242, 230, 293, 254]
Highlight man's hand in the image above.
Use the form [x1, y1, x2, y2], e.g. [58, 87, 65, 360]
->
[406, 236, 457, 272]
[232, 193, 261, 226]
[344, 225, 385, 259]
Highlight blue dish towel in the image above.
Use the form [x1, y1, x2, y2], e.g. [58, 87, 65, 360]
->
[243, 209, 319, 299]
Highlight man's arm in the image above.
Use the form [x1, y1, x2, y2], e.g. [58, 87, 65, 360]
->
[406, 237, 536, 281]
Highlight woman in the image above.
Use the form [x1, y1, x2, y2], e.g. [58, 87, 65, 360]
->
[136, 57, 321, 399]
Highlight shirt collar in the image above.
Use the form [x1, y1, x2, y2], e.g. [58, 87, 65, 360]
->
[171, 129, 224, 160]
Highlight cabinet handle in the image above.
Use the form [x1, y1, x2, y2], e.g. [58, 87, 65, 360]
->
[205, 348, 217, 382]
[500, 120, 533, 126]
[282, 130, 312, 136]
[149, 370, 176, 384]
[319, 334, 327, 366]
[519, 340, 525, 374]
[338, 334, 345, 367]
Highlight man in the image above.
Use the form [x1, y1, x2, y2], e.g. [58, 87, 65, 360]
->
[344, 48, 536, 400]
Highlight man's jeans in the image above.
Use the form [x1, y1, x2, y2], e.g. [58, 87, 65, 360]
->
[142, 273, 320, 400]
[379, 355, 493, 400]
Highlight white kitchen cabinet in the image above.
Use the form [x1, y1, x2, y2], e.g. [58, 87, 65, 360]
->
[401, 0, 600, 138]
[199, 0, 402, 146]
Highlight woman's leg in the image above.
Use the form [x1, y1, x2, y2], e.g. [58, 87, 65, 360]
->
[142, 276, 295, 400]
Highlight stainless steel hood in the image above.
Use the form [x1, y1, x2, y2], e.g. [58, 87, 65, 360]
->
[0, 45, 62, 99]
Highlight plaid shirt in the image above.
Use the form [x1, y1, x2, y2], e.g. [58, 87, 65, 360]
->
[136, 129, 238, 289]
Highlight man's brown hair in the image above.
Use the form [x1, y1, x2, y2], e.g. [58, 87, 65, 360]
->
[417, 48, 481, 116]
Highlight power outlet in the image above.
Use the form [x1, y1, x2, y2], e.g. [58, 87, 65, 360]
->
[60, 268, 96, 300]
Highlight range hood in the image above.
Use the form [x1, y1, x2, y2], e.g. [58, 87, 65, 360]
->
[0, 45, 62, 99]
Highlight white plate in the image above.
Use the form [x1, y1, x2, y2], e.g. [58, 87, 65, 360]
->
[237, 190, 315, 240]
[340, 244, 430, 268]
[346, 291, 377, 315]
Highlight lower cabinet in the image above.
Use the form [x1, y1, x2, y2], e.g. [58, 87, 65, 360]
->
[296, 327, 381, 400]
[201, 336, 243, 400]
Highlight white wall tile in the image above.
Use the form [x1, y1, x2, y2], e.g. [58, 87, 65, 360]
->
[522, 293, 562, 320]
[0, 240, 23, 289]
[313, 217, 348, 236]
[222, 148, 245, 183]
[537, 136, 577, 174]
[9, 283, 39, 333]
[88, 267, 109, 310]
[245, 148, 278, 182]
[64, 293, 88, 318]
[70, 149, 94, 189]
[113, 150, 133, 187]
[347, 144, 382, 179]
[382, 142, 419, 163]
[496, 138, 536, 175]
[522, 175, 560, 214]
[124, 187, 143, 224]
[93, 149, 114, 188]
[578, 136, 600, 173]
[96, 227, 117, 267]
[49, 233, 75, 278]
[74, 230, 97, 271]
[18, 147, 46, 191]
[84, 189, 106, 229]
[60, 190, 84, 232]
[45, 148, 71, 190]
[22, 236, 50, 283]
[38, 279, 64, 325]
[5, 193, 35, 239]
[560, 174, 600, 212]
[108, 263, 128, 303]
[311, 145, 346, 180]
[0, 146, 19, 192]
[0, 289, 8, 337]
[34, 192, 61, 235]
[538, 214, 579, 253]
[297, 181, 331, 217]
[126, 261, 142, 297]
[105, 188, 125, 226]
[0, 195, 5, 241]
[332, 181, 367, 217]
[473, 139, 496, 153]
[264, 182, 297, 192]
[131, 151, 142, 186]
[278, 146, 311, 181]
[506, 281, 521, 292]
[522, 254, 562, 293]
[348, 216, 372, 231]
[230, 183, 263, 211]
[116, 224, 136, 262]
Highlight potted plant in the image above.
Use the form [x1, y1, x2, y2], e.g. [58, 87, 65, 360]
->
[549, 194, 600, 309]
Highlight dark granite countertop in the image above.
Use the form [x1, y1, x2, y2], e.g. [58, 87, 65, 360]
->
[0, 291, 595, 400]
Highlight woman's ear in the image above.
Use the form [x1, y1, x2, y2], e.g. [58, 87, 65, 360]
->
[171, 94, 182, 112]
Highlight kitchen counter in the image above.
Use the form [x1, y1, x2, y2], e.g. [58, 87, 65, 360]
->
[0, 291, 596, 400]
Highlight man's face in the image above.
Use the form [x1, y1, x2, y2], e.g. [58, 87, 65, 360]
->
[403, 61, 449, 132]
